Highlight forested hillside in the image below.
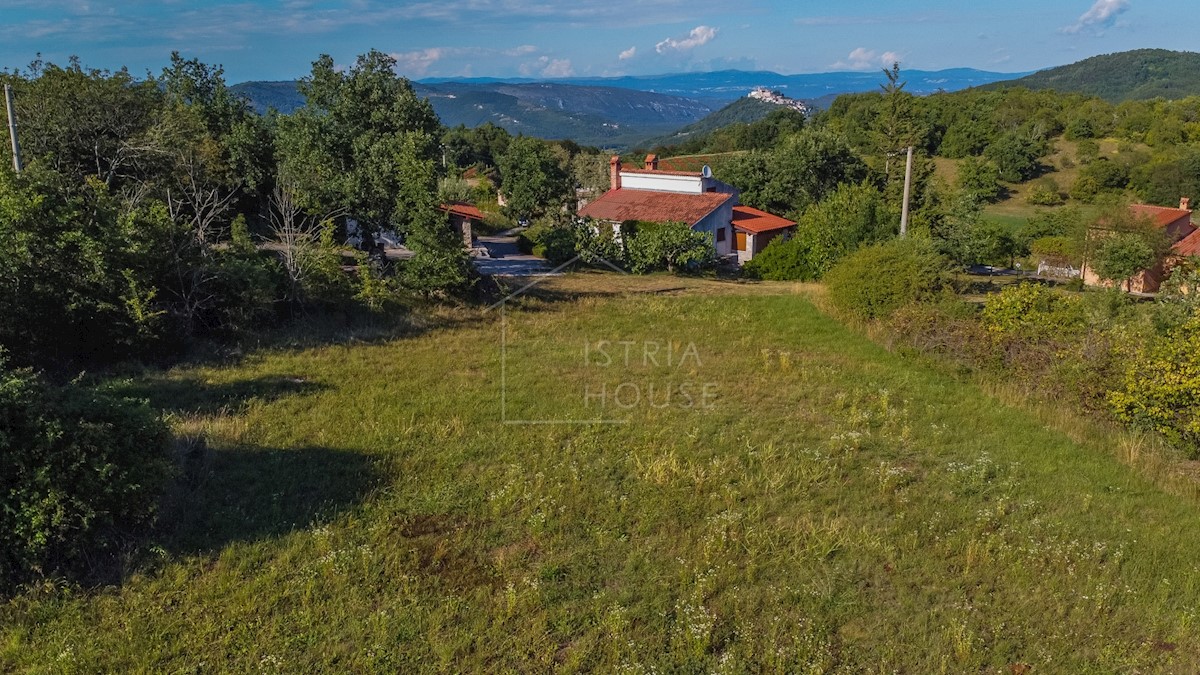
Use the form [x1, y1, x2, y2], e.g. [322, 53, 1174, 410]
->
[983, 49, 1200, 102]
[233, 80, 714, 146]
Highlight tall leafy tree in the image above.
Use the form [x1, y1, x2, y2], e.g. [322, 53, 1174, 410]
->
[275, 50, 443, 234]
[498, 135, 573, 221]
[7, 58, 161, 190]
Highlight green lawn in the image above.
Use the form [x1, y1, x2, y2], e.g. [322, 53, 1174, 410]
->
[4, 276, 1200, 672]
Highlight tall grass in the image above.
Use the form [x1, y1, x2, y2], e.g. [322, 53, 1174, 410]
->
[3, 277, 1200, 672]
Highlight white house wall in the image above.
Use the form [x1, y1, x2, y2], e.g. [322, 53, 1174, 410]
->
[692, 202, 736, 257]
[620, 172, 703, 194]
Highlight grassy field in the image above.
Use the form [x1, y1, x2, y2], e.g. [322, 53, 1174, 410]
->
[4, 274, 1200, 672]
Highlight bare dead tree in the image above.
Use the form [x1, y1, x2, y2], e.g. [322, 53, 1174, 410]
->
[269, 184, 339, 304]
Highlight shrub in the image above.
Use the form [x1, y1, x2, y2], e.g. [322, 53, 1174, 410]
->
[980, 283, 1083, 339]
[1109, 315, 1200, 456]
[825, 238, 953, 320]
[531, 227, 577, 265]
[1026, 178, 1064, 206]
[574, 220, 627, 267]
[1, 360, 172, 589]
[742, 236, 818, 280]
[626, 222, 715, 274]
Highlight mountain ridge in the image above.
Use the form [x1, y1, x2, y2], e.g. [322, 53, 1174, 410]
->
[232, 67, 1021, 148]
[981, 49, 1200, 101]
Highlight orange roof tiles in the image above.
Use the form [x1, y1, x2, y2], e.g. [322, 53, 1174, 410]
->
[440, 202, 486, 220]
[579, 189, 732, 225]
[1131, 204, 1192, 229]
[732, 205, 796, 234]
[1173, 229, 1200, 257]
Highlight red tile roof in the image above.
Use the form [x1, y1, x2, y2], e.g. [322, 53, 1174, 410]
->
[1173, 229, 1200, 257]
[440, 202, 486, 220]
[1130, 204, 1192, 229]
[578, 189, 732, 225]
[732, 205, 796, 234]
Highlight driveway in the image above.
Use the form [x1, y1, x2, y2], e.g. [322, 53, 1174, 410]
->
[474, 235, 558, 277]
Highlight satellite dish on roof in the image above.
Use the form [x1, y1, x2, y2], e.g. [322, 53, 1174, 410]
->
[701, 165, 712, 178]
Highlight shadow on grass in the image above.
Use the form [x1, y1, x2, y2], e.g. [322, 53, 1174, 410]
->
[159, 444, 380, 555]
[110, 374, 328, 417]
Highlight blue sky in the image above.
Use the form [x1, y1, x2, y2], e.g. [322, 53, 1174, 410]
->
[0, 0, 1191, 83]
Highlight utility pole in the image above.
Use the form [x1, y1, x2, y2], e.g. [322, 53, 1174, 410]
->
[4, 84, 22, 173]
[899, 145, 913, 237]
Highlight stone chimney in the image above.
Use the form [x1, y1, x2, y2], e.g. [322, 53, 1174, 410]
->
[1182, 197, 1191, 211]
[609, 155, 622, 191]
[645, 153, 659, 171]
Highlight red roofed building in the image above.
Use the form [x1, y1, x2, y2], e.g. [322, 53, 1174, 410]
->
[1081, 198, 1195, 293]
[439, 202, 486, 248]
[731, 205, 797, 264]
[578, 155, 795, 263]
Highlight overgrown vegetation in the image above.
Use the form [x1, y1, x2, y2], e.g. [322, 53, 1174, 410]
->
[5, 279, 1200, 671]
[0, 357, 171, 588]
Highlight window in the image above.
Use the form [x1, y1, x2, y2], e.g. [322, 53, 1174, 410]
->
[716, 227, 726, 242]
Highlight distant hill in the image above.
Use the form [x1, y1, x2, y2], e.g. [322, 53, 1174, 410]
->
[230, 80, 713, 147]
[424, 67, 1025, 103]
[981, 49, 1200, 102]
[640, 98, 777, 148]
[231, 66, 1022, 149]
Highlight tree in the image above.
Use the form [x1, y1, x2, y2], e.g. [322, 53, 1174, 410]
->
[746, 182, 896, 280]
[497, 135, 572, 221]
[7, 58, 161, 190]
[571, 152, 611, 200]
[956, 157, 1003, 203]
[1093, 233, 1155, 292]
[625, 222, 715, 274]
[984, 132, 1045, 182]
[275, 50, 442, 234]
[873, 63, 923, 192]
[758, 129, 866, 218]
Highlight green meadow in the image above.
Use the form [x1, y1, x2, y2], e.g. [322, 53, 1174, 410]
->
[4, 275, 1200, 673]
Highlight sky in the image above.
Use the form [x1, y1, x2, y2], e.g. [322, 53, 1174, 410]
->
[0, 0, 1193, 83]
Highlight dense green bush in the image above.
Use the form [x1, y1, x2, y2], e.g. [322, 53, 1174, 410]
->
[1109, 314, 1200, 456]
[1, 360, 172, 589]
[980, 283, 1084, 339]
[742, 237, 817, 281]
[1029, 236, 1080, 265]
[744, 183, 894, 281]
[531, 229, 577, 265]
[625, 222, 715, 274]
[825, 238, 953, 319]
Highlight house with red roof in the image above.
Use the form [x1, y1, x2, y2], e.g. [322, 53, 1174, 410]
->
[439, 202, 486, 248]
[1080, 198, 1195, 293]
[578, 155, 795, 264]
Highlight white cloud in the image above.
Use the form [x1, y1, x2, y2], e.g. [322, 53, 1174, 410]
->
[655, 25, 717, 54]
[389, 47, 444, 76]
[1062, 0, 1130, 34]
[541, 58, 574, 77]
[504, 44, 538, 56]
[618, 46, 636, 60]
[830, 47, 901, 71]
[520, 56, 574, 78]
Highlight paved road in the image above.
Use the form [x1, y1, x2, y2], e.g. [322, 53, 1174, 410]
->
[474, 235, 558, 277]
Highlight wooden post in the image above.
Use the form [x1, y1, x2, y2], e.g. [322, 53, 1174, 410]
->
[3, 84, 21, 173]
[899, 145, 913, 237]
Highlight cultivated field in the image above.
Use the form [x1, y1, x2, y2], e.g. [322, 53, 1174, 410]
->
[4, 274, 1200, 672]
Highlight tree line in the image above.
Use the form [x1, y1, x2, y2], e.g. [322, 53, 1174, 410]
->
[0, 51, 620, 374]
